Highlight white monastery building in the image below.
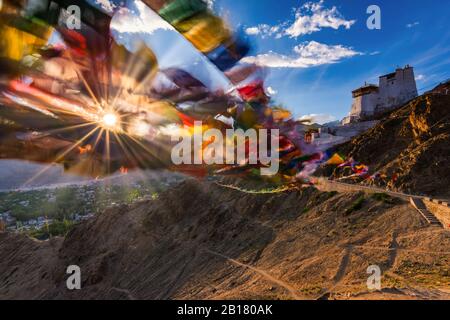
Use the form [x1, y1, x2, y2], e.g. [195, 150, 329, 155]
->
[342, 65, 418, 124]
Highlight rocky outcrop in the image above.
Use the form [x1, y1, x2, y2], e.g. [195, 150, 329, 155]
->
[324, 92, 450, 198]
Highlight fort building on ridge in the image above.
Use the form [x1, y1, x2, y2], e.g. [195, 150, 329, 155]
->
[342, 65, 418, 124]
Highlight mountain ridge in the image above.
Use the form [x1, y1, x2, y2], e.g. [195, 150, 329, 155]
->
[319, 87, 450, 198]
[0, 179, 448, 300]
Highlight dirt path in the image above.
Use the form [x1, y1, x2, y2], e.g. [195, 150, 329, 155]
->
[387, 231, 399, 269]
[333, 246, 353, 284]
[316, 245, 353, 300]
[111, 287, 137, 300]
[204, 249, 304, 300]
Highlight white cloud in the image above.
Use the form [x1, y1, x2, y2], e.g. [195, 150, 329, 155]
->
[95, 0, 116, 14]
[299, 113, 336, 124]
[266, 86, 278, 95]
[245, 27, 261, 35]
[415, 74, 425, 81]
[285, 1, 355, 37]
[406, 22, 420, 28]
[245, 24, 282, 38]
[205, 0, 215, 9]
[110, 1, 174, 34]
[242, 41, 361, 68]
[245, 1, 355, 39]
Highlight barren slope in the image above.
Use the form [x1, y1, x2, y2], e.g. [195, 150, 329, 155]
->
[320, 91, 450, 198]
[0, 179, 449, 300]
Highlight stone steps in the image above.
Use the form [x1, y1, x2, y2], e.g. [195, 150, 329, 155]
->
[409, 198, 442, 226]
[316, 179, 448, 228]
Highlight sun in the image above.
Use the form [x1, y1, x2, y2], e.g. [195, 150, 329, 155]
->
[102, 113, 117, 127]
[101, 112, 120, 131]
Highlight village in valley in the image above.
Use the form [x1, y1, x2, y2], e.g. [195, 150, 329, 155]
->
[0, 172, 183, 238]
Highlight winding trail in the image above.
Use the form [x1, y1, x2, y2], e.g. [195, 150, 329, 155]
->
[387, 231, 399, 269]
[111, 287, 137, 300]
[204, 249, 304, 300]
[333, 246, 353, 284]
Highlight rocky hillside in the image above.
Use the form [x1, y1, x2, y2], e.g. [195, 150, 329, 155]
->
[0, 179, 449, 300]
[322, 89, 450, 198]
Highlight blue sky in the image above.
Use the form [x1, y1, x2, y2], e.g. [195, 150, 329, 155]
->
[94, 0, 450, 123]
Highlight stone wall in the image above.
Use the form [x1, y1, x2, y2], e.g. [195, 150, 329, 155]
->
[316, 178, 450, 229]
[333, 120, 379, 138]
[424, 200, 450, 230]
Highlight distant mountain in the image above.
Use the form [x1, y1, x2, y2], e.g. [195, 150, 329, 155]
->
[322, 120, 341, 128]
[0, 160, 88, 190]
[0, 160, 185, 191]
